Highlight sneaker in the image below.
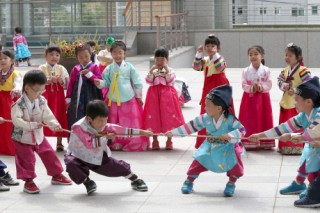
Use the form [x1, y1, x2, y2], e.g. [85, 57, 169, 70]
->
[56, 144, 64, 152]
[294, 196, 320, 208]
[280, 181, 306, 195]
[181, 179, 193, 194]
[165, 141, 173, 150]
[51, 174, 72, 185]
[131, 179, 148, 192]
[224, 181, 236, 197]
[299, 184, 311, 199]
[0, 181, 9, 192]
[152, 141, 160, 150]
[23, 180, 40, 194]
[83, 179, 97, 195]
[0, 172, 19, 186]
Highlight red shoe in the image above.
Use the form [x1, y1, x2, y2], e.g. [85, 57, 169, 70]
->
[152, 140, 160, 150]
[24, 180, 40, 194]
[166, 141, 173, 150]
[51, 174, 72, 185]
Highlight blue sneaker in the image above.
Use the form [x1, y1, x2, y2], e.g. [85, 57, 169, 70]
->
[280, 181, 306, 195]
[224, 181, 236, 197]
[299, 184, 311, 199]
[294, 196, 320, 208]
[181, 180, 193, 194]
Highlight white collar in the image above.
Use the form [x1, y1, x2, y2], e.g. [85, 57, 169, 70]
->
[23, 93, 40, 116]
[113, 60, 125, 69]
[289, 63, 299, 74]
[212, 113, 225, 129]
[45, 63, 58, 71]
[307, 108, 315, 122]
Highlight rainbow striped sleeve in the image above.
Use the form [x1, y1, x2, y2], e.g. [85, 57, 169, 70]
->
[213, 53, 226, 73]
[299, 68, 311, 82]
[171, 114, 206, 136]
[277, 70, 286, 90]
[192, 58, 203, 71]
[264, 114, 304, 138]
[228, 118, 246, 143]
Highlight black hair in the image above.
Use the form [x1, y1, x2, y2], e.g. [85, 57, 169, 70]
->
[0, 50, 15, 60]
[110, 40, 126, 52]
[45, 46, 61, 56]
[86, 100, 109, 120]
[248, 45, 266, 65]
[286, 43, 303, 65]
[75, 43, 92, 57]
[154, 47, 169, 59]
[14, 27, 22, 34]
[86, 41, 96, 47]
[22, 70, 47, 92]
[204, 34, 221, 50]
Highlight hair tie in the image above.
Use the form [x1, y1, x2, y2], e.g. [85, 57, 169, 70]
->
[208, 34, 216, 39]
[77, 43, 84, 48]
[287, 42, 294, 47]
[106, 37, 115, 46]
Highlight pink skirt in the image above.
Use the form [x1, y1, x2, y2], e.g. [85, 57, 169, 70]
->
[239, 92, 275, 149]
[143, 84, 184, 133]
[107, 97, 150, 151]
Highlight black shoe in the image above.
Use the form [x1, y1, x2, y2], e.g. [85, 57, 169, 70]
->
[294, 196, 320, 208]
[131, 179, 148, 192]
[0, 172, 19, 186]
[83, 179, 97, 195]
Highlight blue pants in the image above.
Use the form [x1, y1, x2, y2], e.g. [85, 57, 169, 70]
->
[0, 160, 7, 176]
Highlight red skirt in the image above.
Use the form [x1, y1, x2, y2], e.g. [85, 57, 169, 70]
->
[42, 84, 69, 137]
[0, 91, 15, 155]
[239, 92, 275, 148]
[278, 107, 303, 153]
[195, 73, 234, 149]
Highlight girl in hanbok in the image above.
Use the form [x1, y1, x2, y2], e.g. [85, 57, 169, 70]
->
[39, 46, 69, 151]
[66, 43, 103, 130]
[192, 34, 232, 148]
[166, 85, 246, 197]
[13, 27, 31, 67]
[0, 50, 22, 155]
[143, 47, 184, 150]
[239, 45, 274, 149]
[277, 43, 311, 154]
[95, 40, 149, 151]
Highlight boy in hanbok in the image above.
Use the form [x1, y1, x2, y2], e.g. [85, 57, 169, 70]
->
[192, 34, 232, 149]
[11, 70, 71, 194]
[0, 50, 22, 155]
[143, 47, 185, 150]
[39, 46, 69, 151]
[66, 43, 103, 130]
[166, 85, 246, 197]
[277, 43, 311, 154]
[65, 100, 152, 195]
[13, 27, 31, 67]
[239, 45, 274, 149]
[248, 76, 320, 199]
[95, 40, 149, 151]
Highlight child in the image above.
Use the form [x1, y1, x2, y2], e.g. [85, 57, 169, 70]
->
[86, 41, 97, 64]
[11, 70, 72, 194]
[166, 85, 246, 197]
[65, 100, 152, 195]
[95, 40, 149, 151]
[0, 158, 19, 192]
[248, 76, 320, 198]
[66, 43, 103, 130]
[192, 34, 231, 149]
[143, 47, 185, 150]
[239, 45, 274, 149]
[0, 50, 22, 155]
[277, 43, 311, 155]
[13, 27, 32, 67]
[39, 46, 69, 151]
[97, 36, 114, 73]
[295, 171, 320, 208]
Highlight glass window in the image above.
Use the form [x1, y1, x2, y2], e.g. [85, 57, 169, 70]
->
[259, 7, 267, 15]
[292, 8, 298, 16]
[312, 6, 318, 15]
[299, 8, 304, 16]
[274, 7, 280, 15]
[238, 7, 243, 15]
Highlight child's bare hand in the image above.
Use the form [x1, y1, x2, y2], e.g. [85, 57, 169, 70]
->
[136, 98, 144, 105]
[248, 134, 262, 142]
[279, 133, 292, 142]
[51, 76, 58, 83]
[94, 79, 100, 86]
[312, 141, 320, 148]
[106, 133, 116, 140]
[220, 134, 231, 141]
[291, 135, 304, 144]
[57, 76, 64, 85]
[80, 69, 89, 75]
[54, 126, 63, 132]
[0, 117, 4, 124]
[37, 122, 45, 128]
[47, 78, 52, 84]
[165, 131, 173, 138]
[197, 45, 203, 53]
[282, 83, 290, 91]
[140, 130, 153, 137]
[149, 65, 158, 73]
[288, 88, 294, 96]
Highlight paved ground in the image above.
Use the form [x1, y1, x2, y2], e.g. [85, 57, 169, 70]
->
[1, 56, 319, 212]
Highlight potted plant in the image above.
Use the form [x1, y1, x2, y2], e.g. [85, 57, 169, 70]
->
[50, 34, 101, 74]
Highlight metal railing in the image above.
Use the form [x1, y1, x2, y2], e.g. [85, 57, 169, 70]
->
[122, 0, 133, 43]
[155, 12, 188, 51]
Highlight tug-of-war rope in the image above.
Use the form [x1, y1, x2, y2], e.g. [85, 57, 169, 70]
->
[1, 119, 314, 144]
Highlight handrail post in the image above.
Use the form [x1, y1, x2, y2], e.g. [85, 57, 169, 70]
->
[156, 15, 160, 48]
